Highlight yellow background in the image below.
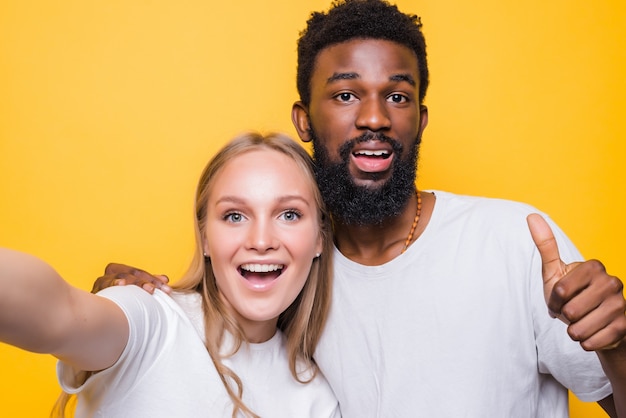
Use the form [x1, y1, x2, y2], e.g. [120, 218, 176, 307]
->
[1, 0, 624, 416]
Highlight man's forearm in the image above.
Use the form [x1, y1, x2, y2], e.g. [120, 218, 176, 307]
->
[598, 341, 626, 417]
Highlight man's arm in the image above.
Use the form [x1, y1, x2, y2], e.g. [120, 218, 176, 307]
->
[597, 338, 626, 415]
[527, 214, 626, 417]
[91, 263, 171, 294]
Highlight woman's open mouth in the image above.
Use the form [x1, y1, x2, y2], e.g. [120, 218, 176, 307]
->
[239, 263, 284, 288]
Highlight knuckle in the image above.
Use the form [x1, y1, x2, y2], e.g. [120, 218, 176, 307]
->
[598, 277, 624, 299]
[104, 263, 117, 274]
[607, 275, 624, 293]
[567, 324, 583, 342]
[552, 282, 567, 299]
[579, 339, 596, 352]
[587, 259, 607, 274]
[560, 305, 578, 323]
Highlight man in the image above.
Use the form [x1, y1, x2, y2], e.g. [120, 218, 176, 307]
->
[98, 0, 626, 416]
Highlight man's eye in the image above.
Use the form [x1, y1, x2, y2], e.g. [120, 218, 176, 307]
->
[225, 212, 245, 223]
[387, 93, 408, 103]
[336, 92, 355, 102]
[280, 210, 302, 222]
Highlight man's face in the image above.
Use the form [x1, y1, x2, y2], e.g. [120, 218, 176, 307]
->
[292, 39, 428, 225]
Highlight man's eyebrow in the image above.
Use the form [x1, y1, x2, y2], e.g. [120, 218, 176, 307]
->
[327, 72, 359, 84]
[327, 72, 416, 86]
[390, 73, 416, 86]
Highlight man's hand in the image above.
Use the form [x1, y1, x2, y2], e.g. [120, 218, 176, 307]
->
[91, 263, 171, 295]
[527, 213, 626, 351]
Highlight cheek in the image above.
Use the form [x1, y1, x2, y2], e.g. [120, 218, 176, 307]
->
[286, 257, 314, 301]
[205, 224, 240, 254]
[391, 111, 420, 137]
[204, 231, 239, 281]
[286, 223, 321, 255]
[314, 106, 352, 135]
[209, 255, 229, 288]
[323, 112, 353, 137]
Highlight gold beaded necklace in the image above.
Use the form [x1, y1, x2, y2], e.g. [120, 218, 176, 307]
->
[401, 189, 422, 254]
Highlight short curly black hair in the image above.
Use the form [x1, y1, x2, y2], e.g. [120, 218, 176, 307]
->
[296, 0, 429, 107]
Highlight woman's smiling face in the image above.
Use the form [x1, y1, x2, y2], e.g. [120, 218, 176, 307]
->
[202, 148, 323, 342]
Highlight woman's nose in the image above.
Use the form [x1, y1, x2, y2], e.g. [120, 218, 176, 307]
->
[245, 220, 279, 252]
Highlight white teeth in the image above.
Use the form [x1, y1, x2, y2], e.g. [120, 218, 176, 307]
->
[355, 150, 389, 156]
[240, 263, 284, 272]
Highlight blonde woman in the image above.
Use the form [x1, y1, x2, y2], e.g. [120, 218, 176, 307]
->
[0, 132, 339, 417]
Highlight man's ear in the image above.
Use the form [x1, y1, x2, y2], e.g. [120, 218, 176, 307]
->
[291, 101, 313, 143]
[418, 105, 429, 136]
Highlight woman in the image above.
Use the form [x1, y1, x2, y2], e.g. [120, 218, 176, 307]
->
[0, 132, 339, 417]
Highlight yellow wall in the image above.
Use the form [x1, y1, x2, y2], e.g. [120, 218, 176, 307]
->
[1, 0, 624, 416]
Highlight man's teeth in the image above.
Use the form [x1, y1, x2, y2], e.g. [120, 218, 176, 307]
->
[240, 264, 284, 273]
[354, 150, 390, 157]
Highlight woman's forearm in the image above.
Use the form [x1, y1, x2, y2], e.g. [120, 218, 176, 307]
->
[0, 248, 129, 371]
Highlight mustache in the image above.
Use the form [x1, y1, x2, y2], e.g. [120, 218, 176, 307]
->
[339, 132, 404, 159]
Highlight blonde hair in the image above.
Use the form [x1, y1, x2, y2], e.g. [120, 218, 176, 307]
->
[175, 132, 333, 417]
[52, 132, 333, 418]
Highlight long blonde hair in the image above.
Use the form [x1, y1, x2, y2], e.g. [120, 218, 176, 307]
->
[52, 132, 333, 418]
[175, 132, 333, 417]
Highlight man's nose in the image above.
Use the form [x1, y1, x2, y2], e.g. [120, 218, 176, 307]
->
[355, 97, 391, 131]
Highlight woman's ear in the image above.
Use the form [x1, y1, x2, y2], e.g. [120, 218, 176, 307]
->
[202, 239, 210, 258]
[291, 101, 313, 143]
[315, 233, 323, 259]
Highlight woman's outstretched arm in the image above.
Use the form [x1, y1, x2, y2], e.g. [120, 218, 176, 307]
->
[0, 248, 129, 371]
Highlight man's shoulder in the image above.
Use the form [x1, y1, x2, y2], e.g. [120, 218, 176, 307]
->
[431, 190, 541, 217]
[429, 190, 548, 238]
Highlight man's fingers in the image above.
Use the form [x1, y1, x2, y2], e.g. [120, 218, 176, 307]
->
[156, 274, 170, 284]
[527, 213, 564, 282]
[154, 275, 172, 293]
[117, 271, 171, 293]
[141, 282, 157, 294]
[91, 275, 126, 293]
[527, 213, 571, 318]
[104, 262, 134, 275]
[95, 264, 171, 294]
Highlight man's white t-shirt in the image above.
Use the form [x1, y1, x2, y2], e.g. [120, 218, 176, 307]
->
[314, 191, 611, 417]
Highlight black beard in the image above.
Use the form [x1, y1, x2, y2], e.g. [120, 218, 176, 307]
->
[310, 130, 420, 226]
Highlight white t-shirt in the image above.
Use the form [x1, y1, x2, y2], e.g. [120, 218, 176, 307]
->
[57, 288, 340, 418]
[315, 191, 612, 417]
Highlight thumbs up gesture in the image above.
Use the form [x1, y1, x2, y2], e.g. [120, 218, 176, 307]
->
[527, 213, 626, 351]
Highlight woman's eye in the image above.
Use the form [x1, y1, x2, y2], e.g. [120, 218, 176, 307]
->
[280, 210, 302, 222]
[388, 93, 408, 103]
[225, 212, 245, 223]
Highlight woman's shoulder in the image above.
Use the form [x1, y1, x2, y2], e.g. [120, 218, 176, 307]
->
[171, 290, 205, 339]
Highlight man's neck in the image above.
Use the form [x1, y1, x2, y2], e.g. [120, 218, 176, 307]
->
[332, 191, 435, 266]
